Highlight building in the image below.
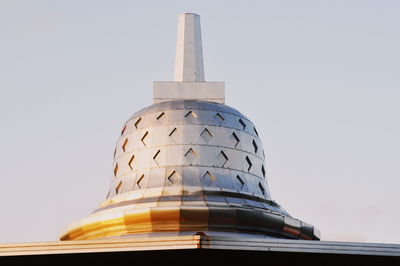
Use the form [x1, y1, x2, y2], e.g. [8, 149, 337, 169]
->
[1, 13, 399, 264]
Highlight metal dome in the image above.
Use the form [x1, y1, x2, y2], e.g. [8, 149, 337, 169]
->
[60, 13, 319, 241]
[60, 100, 319, 240]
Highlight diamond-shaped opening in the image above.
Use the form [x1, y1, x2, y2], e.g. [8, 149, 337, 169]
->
[259, 182, 266, 195]
[106, 191, 110, 198]
[185, 148, 198, 160]
[136, 174, 145, 189]
[253, 126, 259, 136]
[252, 139, 258, 154]
[168, 127, 181, 143]
[116, 181, 122, 194]
[200, 128, 213, 143]
[128, 154, 135, 170]
[167, 170, 180, 185]
[113, 163, 119, 177]
[134, 117, 142, 129]
[213, 113, 225, 123]
[153, 150, 161, 166]
[245, 156, 252, 171]
[239, 118, 246, 130]
[261, 164, 266, 178]
[113, 147, 117, 158]
[121, 125, 126, 136]
[169, 127, 177, 137]
[141, 131, 149, 146]
[122, 138, 129, 152]
[157, 112, 165, 120]
[231, 132, 240, 147]
[236, 175, 245, 188]
[217, 150, 228, 167]
[201, 171, 215, 185]
[184, 110, 197, 119]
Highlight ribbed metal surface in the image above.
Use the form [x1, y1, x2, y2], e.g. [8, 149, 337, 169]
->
[60, 100, 320, 241]
[109, 100, 269, 200]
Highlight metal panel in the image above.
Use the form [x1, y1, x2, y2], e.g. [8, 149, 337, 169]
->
[68, 100, 312, 237]
[61, 99, 319, 241]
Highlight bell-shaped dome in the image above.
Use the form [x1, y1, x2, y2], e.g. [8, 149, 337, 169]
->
[60, 100, 319, 240]
[60, 13, 319, 241]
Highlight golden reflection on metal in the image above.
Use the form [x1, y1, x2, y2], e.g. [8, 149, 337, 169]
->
[60, 13, 320, 241]
[60, 185, 319, 241]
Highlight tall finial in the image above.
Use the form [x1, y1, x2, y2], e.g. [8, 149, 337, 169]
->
[174, 13, 205, 82]
[153, 13, 225, 104]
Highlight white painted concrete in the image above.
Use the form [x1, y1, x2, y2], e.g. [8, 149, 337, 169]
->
[153, 13, 225, 104]
[153, 82, 225, 104]
[174, 13, 205, 82]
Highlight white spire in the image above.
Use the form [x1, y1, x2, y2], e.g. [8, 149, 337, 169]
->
[174, 13, 205, 82]
[153, 13, 225, 104]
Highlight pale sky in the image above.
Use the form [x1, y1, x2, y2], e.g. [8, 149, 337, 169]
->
[1, 0, 399, 244]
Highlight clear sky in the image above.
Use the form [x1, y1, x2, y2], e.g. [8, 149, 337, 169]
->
[1, 0, 399, 244]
